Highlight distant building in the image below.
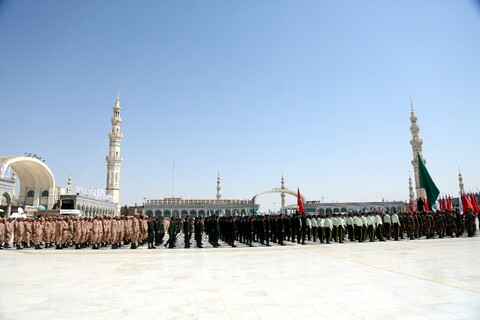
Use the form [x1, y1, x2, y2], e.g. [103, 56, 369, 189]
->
[144, 198, 257, 218]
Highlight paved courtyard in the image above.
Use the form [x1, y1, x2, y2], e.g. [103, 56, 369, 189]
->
[1, 236, 479, 320]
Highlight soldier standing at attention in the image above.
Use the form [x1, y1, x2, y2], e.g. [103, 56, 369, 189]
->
[270, 216, 276, 243]
[147, 217, 156, 249]
[300, 212, 307, 245]
[406, 213, 415, 240]
[317, 215, 325, 243]
[305, 215, 312, 241]
[465, 208, 475, 237]
[338, 214, 346, 243]
[153, 218, 161, 246]
[54, 217, 63, 250]
[247, 216, 254, 247]
[345, 214, 354, 241]
[131, 215, 140, 249]
[0, 218, 5, 249]
[33, 218, 44, 250]
[212, 216, 220, 248]
[366, 213, 375, 242]
[194, 217, 204, 248]
[284, 214, 291, 242]
[14, 217, 25, 249]
[435, 212, 445, 238]
[375, 213, 385, 241]
[323, 214, 332, 244]
[353, 214, 363, 242]
[277, 214, 285, 245]
[264, 216, 271, 247]
[360, 214, 368, 242]
[183, 216, 192, 248]
[391, 212, 400, 241]
[310, 215, 317, 242]
[110, 217, 118, 249]
[5, 218, 13, 248]
[383, 212, 391, 240]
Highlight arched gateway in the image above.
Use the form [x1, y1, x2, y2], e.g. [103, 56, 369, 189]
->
[252, 188, 305, 209]
[0, 156, 56, 216]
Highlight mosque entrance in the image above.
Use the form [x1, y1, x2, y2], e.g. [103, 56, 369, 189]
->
[0, 156, 56, 216]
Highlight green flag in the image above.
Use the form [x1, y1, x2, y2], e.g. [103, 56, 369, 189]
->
[417, 154, 440, 210]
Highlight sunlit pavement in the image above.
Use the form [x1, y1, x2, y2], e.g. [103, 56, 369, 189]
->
[1, 235, 479, 320]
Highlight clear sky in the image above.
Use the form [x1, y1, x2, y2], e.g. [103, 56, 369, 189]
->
[1, 0, 479, 211]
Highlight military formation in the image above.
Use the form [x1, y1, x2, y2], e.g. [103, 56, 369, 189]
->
[0, 208, 478, 250]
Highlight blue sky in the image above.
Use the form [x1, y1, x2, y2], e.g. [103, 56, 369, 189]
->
[1, 1, 479, 210]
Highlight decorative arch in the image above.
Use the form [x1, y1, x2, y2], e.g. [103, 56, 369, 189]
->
[0, 156, 55, 209]
[252, 188, 306, 204]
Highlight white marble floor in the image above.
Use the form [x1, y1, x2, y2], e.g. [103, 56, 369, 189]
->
[1, 236, 479, 320]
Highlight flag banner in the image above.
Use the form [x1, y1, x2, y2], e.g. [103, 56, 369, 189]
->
[409, 201, 414, 214]
[447, 196, 453, 212]
[469, 193, 479, 215]
[461, 193, 474, 213]
[417, 154, 440, 210]
[297, 188, 305, 213]
[424, 197, 431, 212]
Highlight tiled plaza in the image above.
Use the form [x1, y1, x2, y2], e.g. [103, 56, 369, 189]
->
[1, 236, 479, 320]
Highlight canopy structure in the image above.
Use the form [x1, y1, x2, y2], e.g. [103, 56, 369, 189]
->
[0, 156, 56, 210]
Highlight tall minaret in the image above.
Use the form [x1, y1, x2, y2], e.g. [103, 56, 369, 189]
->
[408, 173, 414, 203]
[458, 168, 464, 194]
[67, 171, 72, 195]
[409, 97, 426, 200]
[216, 171, 221, 200]
[106, 86, 123, 215]
[280, 175, 286, 210]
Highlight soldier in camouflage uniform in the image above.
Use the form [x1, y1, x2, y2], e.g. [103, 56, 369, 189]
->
[406, 213, 415, 240]
[465, 208, 476, 237]
[435, 213, 445, 238]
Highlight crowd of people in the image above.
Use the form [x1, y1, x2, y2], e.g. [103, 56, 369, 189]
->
[0, 208, 478, 250]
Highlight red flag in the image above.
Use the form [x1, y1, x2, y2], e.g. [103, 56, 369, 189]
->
[297, 188, 305, 213]
[409, 201, 414, 214]
[461, 193, 474, 213]
[469, 193, 479, 215]
[447, 196, 453, 212]
[424, 197, 430, 212]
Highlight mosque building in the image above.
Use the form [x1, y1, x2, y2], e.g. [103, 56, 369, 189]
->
[0, 89, 122, 217]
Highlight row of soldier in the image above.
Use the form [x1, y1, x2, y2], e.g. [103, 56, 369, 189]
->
[0, 209, 477, 250]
